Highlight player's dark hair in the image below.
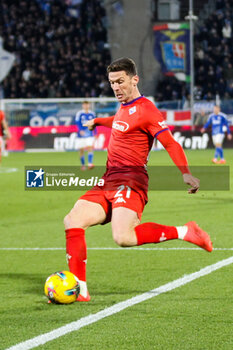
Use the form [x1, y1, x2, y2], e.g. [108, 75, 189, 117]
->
[107, 57, 137, 76]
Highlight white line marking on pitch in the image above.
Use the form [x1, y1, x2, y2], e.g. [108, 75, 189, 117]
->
[5, 256, 233, 350]
[0, 247, 233, 251]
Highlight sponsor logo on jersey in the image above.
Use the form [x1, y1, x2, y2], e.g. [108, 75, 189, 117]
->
[112, 121, 129, 132]
[158, 120, 167, 129]
[129, 106, 136, 115]
[114, 197, 126, 203]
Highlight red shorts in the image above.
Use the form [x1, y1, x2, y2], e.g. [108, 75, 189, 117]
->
[80, 185, 147, 224]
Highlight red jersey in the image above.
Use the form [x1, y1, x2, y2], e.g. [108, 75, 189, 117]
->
[95, 96, 169, 198]
[87, 96, 189, 209]
[107, 96, 168, 168]
[0, 111, 5, 137]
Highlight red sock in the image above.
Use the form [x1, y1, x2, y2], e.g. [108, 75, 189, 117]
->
[65, 228, 87, 281]
[135, 222, 178, 246]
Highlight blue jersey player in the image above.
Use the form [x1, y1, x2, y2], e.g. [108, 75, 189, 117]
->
[75, 101, 96, 170]
[201, 105, 232, 164]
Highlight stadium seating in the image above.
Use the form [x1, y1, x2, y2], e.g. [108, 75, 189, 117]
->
[154, 0, 233, 103]
[0, 0, 112, 98]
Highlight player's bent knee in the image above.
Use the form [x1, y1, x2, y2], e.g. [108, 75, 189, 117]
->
[112, 230, 134, 247]
[63, 210, 87, 230]
[63, 212, 75, 230]
[113, 235, 128, 247]
[64, 213, 73, 229]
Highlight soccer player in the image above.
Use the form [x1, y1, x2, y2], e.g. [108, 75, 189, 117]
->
[0, 109, 11, 164]
[75, 101, 96, 170]
[64, 58, 213, 302]
[201, 105, 232, 164]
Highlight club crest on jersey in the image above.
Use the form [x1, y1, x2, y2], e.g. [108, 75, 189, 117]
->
[112, 121, 129, 132]
[129, 106, 136, 115]
[158, 120, 167, 128]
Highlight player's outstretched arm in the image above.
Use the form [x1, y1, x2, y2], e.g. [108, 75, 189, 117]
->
[200, 127, 205, 133]
[83, 116, 114, 130]
[156, 129, 200, 194]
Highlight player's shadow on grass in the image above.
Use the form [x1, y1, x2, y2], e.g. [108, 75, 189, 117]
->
[200, 196, 233, 203]
[0, 273, 45, 295]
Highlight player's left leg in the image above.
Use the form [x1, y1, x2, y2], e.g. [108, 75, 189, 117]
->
[87, 145, 94, 169]
[111, 207, 212, 252]
[111, 207, 181, 247]
[111, 207, 140, 246]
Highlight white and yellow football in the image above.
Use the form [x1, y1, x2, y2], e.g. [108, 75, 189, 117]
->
[44, 271, 80, 304]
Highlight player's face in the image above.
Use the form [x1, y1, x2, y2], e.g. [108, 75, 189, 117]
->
[83, 103, 90, 112]
[108, 71, 139, 103]
[213, 106, 220, 115]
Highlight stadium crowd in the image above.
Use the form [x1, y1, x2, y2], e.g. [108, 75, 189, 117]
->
[1, 0, 233, 103]
[0, 0, 111, 98]
[155, 0, 233, 103]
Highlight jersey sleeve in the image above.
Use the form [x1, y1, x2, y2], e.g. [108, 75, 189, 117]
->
[75, 112, 81, 125]
[94, 116, 114, 128]
[203, 115, 212, 129]
[156, 129, 190, 174]
[222, 115, 231, 134]
[142, 102, 169, 137]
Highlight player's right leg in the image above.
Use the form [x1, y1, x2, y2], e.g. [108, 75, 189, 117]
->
[212, 135, 219, 163]
[215, 141, 225, 163]
[64, 199, 107, 301]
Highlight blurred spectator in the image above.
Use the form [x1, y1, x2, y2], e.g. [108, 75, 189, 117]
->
[194, 109, 208, 126]
[154, 75, 187, 103]
[154, 0, 233, 105]
[194, 85, 203, 100]
[182, 93, 190, 109]
[222, 20, 232, 40]
[224, 63, 233, 83]
[0, 0, 112, 98]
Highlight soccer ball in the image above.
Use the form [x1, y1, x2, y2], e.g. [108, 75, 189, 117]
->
[44, 271, 80, 304]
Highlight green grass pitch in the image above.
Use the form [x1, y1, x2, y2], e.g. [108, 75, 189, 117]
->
[0, 149, 233, 350]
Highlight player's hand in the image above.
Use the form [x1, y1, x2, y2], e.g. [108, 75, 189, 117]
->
[200, 127, 205, 133]
[83, 120, 96, 130]
[6, 131, 11, 139]
[183, 173, 200, 194]
[80, 130, 85, 136]
[227, 134, 232, 140]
